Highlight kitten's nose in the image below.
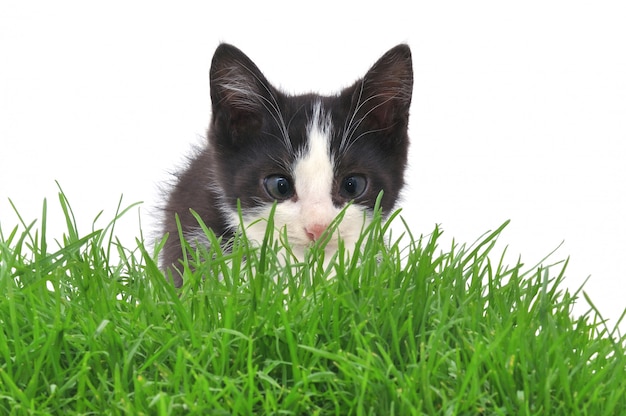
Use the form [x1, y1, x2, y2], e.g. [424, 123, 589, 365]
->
[305, 223, 328, 241]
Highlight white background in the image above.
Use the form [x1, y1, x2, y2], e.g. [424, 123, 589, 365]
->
[1, 1, 625, 332]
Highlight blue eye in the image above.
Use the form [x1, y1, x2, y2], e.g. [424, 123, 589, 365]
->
[264, 175, 294, 200]
[340, 175, 367, 198]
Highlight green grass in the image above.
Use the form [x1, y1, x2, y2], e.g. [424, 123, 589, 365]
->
[1, 190, 625, 415]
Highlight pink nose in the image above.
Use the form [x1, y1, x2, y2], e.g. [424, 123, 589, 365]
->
[305, 223, 328, 241]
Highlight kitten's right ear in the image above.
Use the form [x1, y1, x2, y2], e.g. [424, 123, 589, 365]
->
[209, 43, 272, 140]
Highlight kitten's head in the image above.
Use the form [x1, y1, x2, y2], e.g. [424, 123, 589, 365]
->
[207, 43, 413, 261]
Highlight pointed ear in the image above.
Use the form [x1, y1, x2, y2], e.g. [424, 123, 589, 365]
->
[209, 43, 272, 139]
[349, 44, 413, 133]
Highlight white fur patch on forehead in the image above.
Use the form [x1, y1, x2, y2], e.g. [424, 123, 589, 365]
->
[293, 102, 334, 204]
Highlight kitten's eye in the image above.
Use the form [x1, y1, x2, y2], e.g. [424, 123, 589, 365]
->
[340, 175, 367, 198]
[264, 175, 294, 200]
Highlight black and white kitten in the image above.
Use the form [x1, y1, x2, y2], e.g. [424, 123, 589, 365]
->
[161, 43, 413, 286]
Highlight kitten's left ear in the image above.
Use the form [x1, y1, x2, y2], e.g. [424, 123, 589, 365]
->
[351, 44, 413, 133]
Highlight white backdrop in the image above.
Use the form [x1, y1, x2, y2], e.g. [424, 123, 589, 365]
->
[1, 1, 625, 332]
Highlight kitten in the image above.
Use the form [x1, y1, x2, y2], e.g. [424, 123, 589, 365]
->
[161, 43, 413, 287]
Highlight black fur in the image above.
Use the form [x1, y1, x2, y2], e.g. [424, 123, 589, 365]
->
[161, 43, 413, 286]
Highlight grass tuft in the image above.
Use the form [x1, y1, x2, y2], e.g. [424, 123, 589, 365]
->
[1, 190, 625, 415]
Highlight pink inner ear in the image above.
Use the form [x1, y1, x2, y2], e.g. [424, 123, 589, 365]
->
[369, 94, 400, 130]
[356, 44, 413, 131]
[361, 74, 412, 130]
[227, 108, 263, 139]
